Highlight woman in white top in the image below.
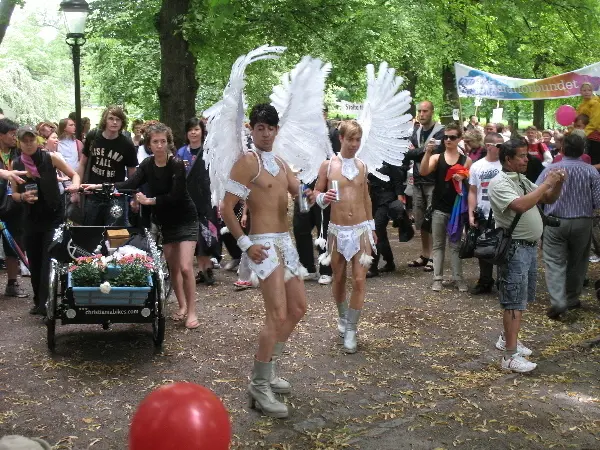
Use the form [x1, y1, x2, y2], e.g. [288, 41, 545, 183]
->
[57, 118, 83, 172]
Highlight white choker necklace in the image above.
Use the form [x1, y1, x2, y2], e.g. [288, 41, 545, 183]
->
[254, 147, 279, 177]
[341, 156, 359, 181]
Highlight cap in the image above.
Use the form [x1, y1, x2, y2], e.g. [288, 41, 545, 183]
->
[16, 126, 38, 140]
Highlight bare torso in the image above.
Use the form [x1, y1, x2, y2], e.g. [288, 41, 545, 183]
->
[327, 157, 368, 226]
[246, 154, 290, 234]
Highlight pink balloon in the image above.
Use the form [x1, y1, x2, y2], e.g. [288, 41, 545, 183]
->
[555, 105, 577, 126]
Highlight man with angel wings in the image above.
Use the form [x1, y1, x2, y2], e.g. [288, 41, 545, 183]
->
[203, 46, 333, 419]
[313, 63, 413, 354]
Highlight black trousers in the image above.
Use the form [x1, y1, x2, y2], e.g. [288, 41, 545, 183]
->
[588, 139, 600, 166]
[371, 195, 395, 269]
[477, 219, 494, 286]
[25, 226, 55, 308]
[293, 200, 332, 276]
[221, 201, 249, 260]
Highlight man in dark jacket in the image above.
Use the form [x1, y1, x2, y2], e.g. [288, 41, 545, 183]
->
[366, 162, 404, 277]
[400, 101, 445, 272]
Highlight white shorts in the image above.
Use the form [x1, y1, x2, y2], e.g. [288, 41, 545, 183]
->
[247, 232, 303, 281]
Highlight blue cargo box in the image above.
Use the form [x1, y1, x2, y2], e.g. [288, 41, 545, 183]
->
[68, 273, 152, 306]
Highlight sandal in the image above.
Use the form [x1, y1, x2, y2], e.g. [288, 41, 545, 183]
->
[423, 259, 434, 272]
[408, 255, 429, 268]
[185, 319, 200, 330]
[171, 311, 186, 321]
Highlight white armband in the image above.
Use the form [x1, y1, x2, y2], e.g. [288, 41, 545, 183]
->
[225, 179, 251, 200]
[316, 192, 329, 209]
[368, 220, 375, 231]
[237, 235, 253, 252]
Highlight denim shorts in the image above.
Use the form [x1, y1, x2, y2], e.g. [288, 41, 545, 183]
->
[497, 243, 538, 311]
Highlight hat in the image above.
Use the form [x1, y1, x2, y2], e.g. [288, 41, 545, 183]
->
[0, 436, 51, 450]
[16, 126, 38, 140]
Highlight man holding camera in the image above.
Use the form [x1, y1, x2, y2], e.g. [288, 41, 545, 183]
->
[536, 133, 600, 320]
[488, 138, 564, 373]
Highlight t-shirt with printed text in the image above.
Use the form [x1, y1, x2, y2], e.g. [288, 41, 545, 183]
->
[468, 158, 501, 217]
[82, 132, 137, 184]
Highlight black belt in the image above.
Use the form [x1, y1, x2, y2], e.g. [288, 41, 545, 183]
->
[512, 239, 538, 247]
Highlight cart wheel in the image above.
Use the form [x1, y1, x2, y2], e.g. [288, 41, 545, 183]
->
[47, 261, 59, 352]
[153, 316, 165, 348]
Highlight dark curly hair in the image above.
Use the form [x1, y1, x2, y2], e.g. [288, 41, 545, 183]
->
[143, 122, 176, 155]
[249, 103, 279, 128]
[184, 117, 207, 144]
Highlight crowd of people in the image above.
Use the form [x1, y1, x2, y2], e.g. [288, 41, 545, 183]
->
[1, 80, 599, 419]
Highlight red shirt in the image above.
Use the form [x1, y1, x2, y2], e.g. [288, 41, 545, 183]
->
[528, 142, 548, 161]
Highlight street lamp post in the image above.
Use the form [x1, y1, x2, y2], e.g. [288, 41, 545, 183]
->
[59, 0, 91, 141]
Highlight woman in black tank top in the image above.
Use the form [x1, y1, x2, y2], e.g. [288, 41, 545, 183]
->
[418, 124, 472, 292]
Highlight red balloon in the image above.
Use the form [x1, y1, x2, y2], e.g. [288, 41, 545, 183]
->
[129, 382, 231, 450]
[555, 105, 577, 126]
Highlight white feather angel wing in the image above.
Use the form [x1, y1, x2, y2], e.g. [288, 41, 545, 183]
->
[203, 45, 286, 206]
[356, 62, 413, 181]
[270, 56, 333, 184]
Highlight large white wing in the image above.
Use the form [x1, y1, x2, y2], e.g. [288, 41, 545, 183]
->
[270, 56, 332, 184]
[203, 45, 286, 206]
[356, 62, 413, 181]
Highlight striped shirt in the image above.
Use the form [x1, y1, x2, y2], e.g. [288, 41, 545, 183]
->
[536, 157, 600, 218]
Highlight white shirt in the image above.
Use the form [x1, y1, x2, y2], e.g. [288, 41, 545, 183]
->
[58, 139, 79, 172]
[468, 158, 502, 217]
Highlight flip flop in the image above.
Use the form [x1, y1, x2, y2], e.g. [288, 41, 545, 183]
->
[185, 319, 200, 330]
[423, 259, 434, 272]
[171, 312, 186, 321]
[408, 255, 428, 267]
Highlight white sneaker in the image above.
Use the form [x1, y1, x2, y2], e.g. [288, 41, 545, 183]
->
[457, 281, 468, 292]
[211, 258, 221, 269]
[20, 262, 30, 277]
[223, 259, 240, 271]
[589, 255, 600, 263]
[318, 275, 332, 285]
[495, 332, 533, 357]
[432, 280, 443, 291]
[501, 354, 537, 373]
[303, 272, 319, 281]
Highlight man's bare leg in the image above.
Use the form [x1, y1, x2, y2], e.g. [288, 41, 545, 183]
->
[330, 250, 348, 336]
[249, 265, 289, 418]
[344, 249, 370, 353]
[267, 275, 308, 396]
[421, 231, 432, 260]
[502, 309, 522, 355]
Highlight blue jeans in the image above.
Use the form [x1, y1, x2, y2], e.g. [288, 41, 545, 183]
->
[498, 243, 537, 311]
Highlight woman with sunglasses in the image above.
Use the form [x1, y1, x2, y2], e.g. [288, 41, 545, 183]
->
[420, 123, 472, 293]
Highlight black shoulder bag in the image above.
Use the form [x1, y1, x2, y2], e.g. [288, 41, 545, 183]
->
[473, 208, 522, 265]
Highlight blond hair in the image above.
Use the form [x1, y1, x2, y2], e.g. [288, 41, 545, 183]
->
[464, 129, 483, 147]
[339, 120, 362, 139]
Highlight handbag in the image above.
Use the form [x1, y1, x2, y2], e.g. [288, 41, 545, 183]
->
[418, 185, 433, 233]
[474, 209, 521, 265]
[459, 226, 480, 259]
[0, 182, 18, 221]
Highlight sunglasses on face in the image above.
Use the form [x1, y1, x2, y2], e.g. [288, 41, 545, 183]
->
[444, 135, 459, 141]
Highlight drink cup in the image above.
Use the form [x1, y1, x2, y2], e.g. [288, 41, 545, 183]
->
[331, 180, 340, 202]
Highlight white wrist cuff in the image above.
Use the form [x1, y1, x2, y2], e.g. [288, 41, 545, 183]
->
[368, 220, 375, 231]
[316, 192, 329, 209]
[237, 235, 253, 252]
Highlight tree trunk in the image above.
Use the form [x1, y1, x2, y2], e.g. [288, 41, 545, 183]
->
[441, 63, 459, 122]
[403, 70, 418, 118]
[533, 100, 545, 130]
[0, 0, 17, 47]
[156, 0, 198, 149]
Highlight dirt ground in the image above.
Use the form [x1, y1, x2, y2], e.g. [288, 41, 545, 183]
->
[0, 232, 599, 450]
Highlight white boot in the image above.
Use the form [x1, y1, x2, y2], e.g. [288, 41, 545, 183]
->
[270, 342, 291, 394]
[248, 359, 289, 418]
[336, 300, 348, 337]
[343, 308, 361, 354]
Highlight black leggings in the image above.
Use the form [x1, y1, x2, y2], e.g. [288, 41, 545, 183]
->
[25, 227, 55, 308]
